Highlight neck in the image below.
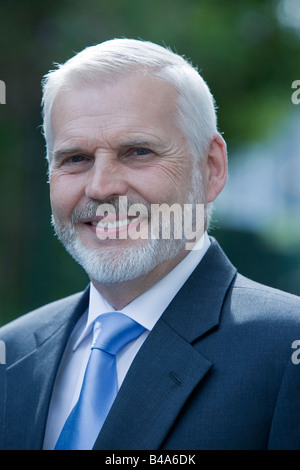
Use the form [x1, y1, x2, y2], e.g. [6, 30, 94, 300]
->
[90, 246, 191, 310]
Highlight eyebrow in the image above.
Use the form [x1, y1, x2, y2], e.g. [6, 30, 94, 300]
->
[52, 138, 162, 160]
[119, 138, 162, 149]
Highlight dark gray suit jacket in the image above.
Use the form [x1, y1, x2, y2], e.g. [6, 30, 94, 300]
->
[1, 238, 300, 450]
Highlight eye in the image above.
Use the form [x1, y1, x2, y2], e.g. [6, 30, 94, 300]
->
[67, 155, 86, 163]
[132, 148, 151, 156]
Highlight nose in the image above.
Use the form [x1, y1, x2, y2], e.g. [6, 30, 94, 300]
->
[85, 156, 129, 201]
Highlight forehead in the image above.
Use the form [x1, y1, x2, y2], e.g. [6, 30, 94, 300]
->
[50, 74, 181, 151]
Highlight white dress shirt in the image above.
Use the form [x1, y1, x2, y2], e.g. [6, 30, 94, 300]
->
[43, 233, 210, 449]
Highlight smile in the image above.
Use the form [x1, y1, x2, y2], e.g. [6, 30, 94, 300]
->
[92, 216, 141, 229]
[83, 212, 147, 240]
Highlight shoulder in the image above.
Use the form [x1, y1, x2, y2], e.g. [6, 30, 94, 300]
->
[0, 292, 84, 336]
[231, 273, 300, 315]
[206, 237, 300, 325]
[0, 290, 88, 362]
[225, 273, 300, 339]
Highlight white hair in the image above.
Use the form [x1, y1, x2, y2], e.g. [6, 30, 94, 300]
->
[41, 38, 218, 165]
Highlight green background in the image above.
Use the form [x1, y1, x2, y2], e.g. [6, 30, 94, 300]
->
[1, 0, 300, 326]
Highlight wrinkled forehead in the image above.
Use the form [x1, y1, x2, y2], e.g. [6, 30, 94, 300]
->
[49, 72, 181, 148]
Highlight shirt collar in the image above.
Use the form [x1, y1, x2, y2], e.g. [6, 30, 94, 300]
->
[73, 232, 210, 351]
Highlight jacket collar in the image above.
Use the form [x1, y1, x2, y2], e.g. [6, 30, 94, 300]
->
[162, 237, 237, 342]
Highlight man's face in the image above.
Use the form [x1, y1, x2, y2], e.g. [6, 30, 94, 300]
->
[49, 73, 204, 283]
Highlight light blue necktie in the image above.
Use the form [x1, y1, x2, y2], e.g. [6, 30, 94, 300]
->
[55, 312, 145, 450]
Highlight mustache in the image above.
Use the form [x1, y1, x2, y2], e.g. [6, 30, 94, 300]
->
[71, 198, 151, 224]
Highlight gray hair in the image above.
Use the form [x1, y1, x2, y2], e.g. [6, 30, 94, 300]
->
[41, 38, 218, 165]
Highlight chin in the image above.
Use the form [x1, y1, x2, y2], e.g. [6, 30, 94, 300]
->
[65, 234, 185, 284]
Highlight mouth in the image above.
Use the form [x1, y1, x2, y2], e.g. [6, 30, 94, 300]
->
[83, 213, 146, 238]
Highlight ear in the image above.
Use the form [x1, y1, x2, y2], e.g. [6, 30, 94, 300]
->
[205, 133, 227, 203]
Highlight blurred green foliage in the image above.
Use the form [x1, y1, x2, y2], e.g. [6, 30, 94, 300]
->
[0, 0, 300, 325]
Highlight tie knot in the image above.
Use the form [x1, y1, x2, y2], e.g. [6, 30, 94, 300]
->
[91, 312, 145, 356]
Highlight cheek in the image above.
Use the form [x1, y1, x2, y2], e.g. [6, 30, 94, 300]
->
[131, 163, 192, 202]
[49, 175, 82, 219]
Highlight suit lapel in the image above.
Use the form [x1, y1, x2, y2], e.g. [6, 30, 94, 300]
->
[93, 319, 212, 450]
[3, 288, 89, 450]
[94, 239, 237, 450]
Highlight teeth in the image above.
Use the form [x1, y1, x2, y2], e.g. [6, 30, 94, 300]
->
[94, 217, 140, 229]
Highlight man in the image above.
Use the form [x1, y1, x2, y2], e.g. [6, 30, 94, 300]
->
[0, 39, 300, 450]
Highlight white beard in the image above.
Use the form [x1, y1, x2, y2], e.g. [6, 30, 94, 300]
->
[52, 214, 187, 284]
